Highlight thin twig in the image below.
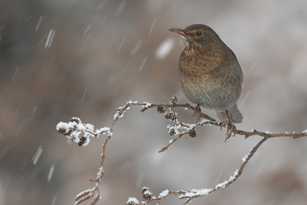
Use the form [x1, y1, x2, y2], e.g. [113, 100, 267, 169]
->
[56, 97, 307, 205]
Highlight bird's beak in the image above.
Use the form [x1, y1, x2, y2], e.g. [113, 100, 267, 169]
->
[168, 28, 186, 37]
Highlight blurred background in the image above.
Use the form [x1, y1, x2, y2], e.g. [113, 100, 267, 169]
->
[1, 0, 307, 204]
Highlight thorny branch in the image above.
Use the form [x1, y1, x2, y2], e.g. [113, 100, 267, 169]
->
[56, 96, 307, 205]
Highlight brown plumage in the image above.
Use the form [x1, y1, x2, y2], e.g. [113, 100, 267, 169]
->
[169, 24, 243, 123]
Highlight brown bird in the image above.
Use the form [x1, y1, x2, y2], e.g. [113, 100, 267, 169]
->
[169, 24, 243, 127]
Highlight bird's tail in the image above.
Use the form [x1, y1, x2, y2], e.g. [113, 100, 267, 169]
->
[216, 104, 243, 123]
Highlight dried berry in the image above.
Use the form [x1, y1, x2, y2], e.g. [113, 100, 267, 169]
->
[189, 130, 197, 138]
[169, 128, 176, 136]
[78, 136, 86, 146]
[126, 201, 137, 205]
[57, 128, 66, 134]
[164, 112, 174, 120]
[142, 187, 149, 194]
[70, 117, 80, 124]
[126, 197, 139, 205]
[142, 187, 152, 201]
[157, 106, 166, 113]
[170, 96, 178, 104]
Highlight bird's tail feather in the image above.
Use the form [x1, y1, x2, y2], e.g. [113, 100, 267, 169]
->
[216, 104, 243, 123]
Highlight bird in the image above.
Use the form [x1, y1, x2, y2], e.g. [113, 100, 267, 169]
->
[168, 24, 243, 130]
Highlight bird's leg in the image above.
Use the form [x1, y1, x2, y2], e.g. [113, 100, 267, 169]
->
[225, 110, 237, 142]
[193, 105, 202, 123]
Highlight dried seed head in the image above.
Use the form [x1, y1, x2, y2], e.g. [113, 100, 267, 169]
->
[142, 187, 149, 194]
[157, 106, 166, 113]
[169, 128, 176, 136]
[57, 128, 72, 135]
[70, 117, 80, 124]
[189, 130, 197, 138]
[126, 200, 138, 205]
[170, 96, 178, 104]
[164, 112, 174, 120]
[78, 136, 86, 146]
[57, 128, 66, 134]
[142, 187, 152, 201]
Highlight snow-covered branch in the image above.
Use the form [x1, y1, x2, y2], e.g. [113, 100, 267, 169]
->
[56, 96, 307, 205]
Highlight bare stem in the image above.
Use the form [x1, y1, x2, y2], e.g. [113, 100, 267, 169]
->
[56, 97, 307, 205]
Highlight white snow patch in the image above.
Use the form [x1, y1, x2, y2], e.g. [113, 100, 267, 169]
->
[159, 189, 169, 198]
[242, 152, 250, 162]
[127, 100, 138, 104]
[126, 197, 139, 205]
[142, 102, 152, 109]
[96, 127, 112, 136]
[180, 188, 212, 198]
[155, 38, 174, 59]
[96, 167, 104, 178]
[215, 169, 239, 189]
[264, 131, 272, 134]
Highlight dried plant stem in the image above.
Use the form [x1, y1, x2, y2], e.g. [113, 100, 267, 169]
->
[56, 97, 307, 205]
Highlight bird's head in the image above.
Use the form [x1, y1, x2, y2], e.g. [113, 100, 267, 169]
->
[169, 24, 221, 53]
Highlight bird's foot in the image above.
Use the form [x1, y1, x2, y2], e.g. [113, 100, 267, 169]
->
[193, 105, 202, 123]
[225, 122, 237, 142]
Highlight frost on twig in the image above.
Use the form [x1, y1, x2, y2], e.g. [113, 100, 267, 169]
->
[56, 117, 112, 205]
[129, 138, 271, 205]
[56, 96, 307, 205]
[56, 117, 111, 147]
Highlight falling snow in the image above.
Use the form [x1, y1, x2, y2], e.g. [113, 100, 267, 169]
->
[12, 67, 18, 81]
[148, 18, 156, 36]
[83, 25, 91, 35]
[35, 16, 43, 31]
[31, 105, 37, 121]
[47, 165, 55, 182]
[32, 145, 43, 165]
[136, 172, 143, 187]
[130, 40, 142, 56]
[51, 197, 56, 205]
[5, 1, 307, 205]
[155, 38, 174, 59]
[117, 37, 126, 52]
[139, 57, 148, 71]
[240, 90, 250, 107]
[45, 29, 55, 48]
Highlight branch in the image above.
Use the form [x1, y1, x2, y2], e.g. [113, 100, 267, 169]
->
[55, 96, 307, 205]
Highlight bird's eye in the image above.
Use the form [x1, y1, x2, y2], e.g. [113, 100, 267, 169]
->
[195, 31, 202, 37]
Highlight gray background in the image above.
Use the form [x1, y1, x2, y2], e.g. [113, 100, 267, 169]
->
[1, 0, 307, 204]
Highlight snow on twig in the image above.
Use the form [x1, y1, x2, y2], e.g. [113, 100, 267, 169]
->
[56, 96, 307, 205]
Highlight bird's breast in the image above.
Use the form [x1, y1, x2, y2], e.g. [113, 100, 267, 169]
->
[177, 51, 242, 110]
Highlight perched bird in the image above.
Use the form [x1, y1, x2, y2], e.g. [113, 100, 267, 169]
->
[169, 24, 243, 125]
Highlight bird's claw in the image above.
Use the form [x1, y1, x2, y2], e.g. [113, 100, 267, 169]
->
[193, 105, 202, 123]
[225, 122, 237, 142]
